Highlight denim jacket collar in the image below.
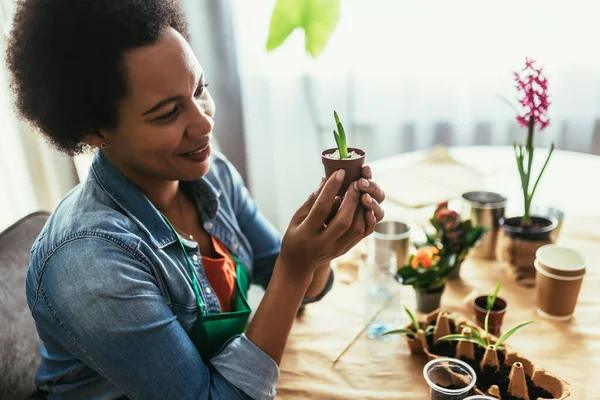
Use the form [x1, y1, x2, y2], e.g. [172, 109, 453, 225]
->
[91, 151, 221, 249]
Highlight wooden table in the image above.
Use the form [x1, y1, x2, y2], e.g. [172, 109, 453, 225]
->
[275, 147, 600, 399]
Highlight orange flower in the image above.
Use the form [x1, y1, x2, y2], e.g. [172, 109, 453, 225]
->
[411, 247, 440, 269]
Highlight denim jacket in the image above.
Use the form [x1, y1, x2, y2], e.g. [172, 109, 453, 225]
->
[25, 151, 333, 400]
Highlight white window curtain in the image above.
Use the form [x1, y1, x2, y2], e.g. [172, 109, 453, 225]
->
[0, 0, 78, 231]
[231, 0, 600, 232]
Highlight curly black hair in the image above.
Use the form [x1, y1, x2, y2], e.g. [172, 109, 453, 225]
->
[6, 0, 189, 155]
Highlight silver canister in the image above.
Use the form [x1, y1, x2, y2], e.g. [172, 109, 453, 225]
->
[461, 191, 507, 259]
[369, 221, 412, 270]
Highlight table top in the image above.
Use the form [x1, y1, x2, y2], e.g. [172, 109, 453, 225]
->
[275, 147, 600, 399]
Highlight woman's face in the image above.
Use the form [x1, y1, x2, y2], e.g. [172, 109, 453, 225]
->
[100, 27, 216, 184]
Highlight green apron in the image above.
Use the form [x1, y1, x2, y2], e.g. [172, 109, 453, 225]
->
[164, 217, 252, 362]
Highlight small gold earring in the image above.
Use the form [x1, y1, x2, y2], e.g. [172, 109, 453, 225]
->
[100, 142, 108, 149]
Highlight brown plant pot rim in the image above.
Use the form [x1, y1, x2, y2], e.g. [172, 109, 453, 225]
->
[472, 296, 508, 315]
[321, 147, 366, 160]
[500, 215, 558, 234]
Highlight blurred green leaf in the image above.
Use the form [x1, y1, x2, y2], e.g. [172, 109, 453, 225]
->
[487, 281, 502, 311]
[266, 0, 340, 58]
[464, 325, 484, 343]
[438, 334, 487, 348]
[404, 305, 420, 332]
[382, 329, 415, 337]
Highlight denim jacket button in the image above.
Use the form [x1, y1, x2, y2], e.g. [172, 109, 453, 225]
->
[192, 254, 198, 262]
[232, 242, 239, 251]
[205, 287, 212, 295]
[206, 222, 213, 230]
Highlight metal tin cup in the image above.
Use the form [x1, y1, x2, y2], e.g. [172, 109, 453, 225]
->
[370, 221, 411, 270]
[461, 191, 507, 259]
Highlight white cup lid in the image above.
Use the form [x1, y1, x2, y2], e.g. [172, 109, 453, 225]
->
[536, 245, 588, 272]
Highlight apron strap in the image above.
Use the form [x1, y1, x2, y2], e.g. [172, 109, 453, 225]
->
[161, 214, 206, 315]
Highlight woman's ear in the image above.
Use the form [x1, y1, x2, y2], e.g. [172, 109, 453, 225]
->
[83, 130, 108, 149]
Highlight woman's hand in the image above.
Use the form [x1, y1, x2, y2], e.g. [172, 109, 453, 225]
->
[279, 169, 382, 280]
[246, 168, 387, 364]
[358, 165, 385, 223]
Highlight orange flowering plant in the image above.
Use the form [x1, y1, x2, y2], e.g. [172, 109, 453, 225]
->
[426, 202, 486, 263]
[396, 246, 455, 292]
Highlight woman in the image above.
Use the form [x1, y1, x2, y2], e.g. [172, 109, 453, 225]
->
[6, 0, 386, 399]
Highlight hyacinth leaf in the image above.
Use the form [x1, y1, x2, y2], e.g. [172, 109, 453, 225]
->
[529, 143, 555, 204]
[382, 329, 415, 337]
[487, 281, 502, 311]
[438, 334, 487, 348]
[333, 130, 342, 151]
[333, 111, 349, 158]
[334, 110, 341, 126]
[404, 305, 420, 332]
[495, 320, 535, 348]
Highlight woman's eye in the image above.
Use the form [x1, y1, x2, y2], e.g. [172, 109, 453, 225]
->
[155, 106, 179, 122]
[194, 82, 210, 98]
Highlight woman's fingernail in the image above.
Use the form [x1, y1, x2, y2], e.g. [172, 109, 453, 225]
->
[336, 170, 346, 182]
[360, 178, 370, 188]
[364, 194, 373, 204]
[353, 181, 359, 191]
[364, 165, 372, 178]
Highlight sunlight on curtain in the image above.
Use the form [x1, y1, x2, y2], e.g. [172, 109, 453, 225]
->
[231, 0, 600, 231]
[0, 0, 78, 231]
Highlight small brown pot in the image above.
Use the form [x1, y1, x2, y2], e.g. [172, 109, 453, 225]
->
[321, 147, 366, 197]
[472, 295, 507, 336]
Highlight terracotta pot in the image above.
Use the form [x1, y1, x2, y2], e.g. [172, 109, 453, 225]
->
[497, 215, 558, 273]
[472, 295, 507, 336]
[321, 147, 366, 197]
[415, 285, 445, 314]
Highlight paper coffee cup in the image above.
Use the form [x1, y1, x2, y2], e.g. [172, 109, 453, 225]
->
[534, 258, 585, 321]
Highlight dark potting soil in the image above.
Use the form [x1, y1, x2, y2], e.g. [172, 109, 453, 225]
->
[427, 320, 457, 357]
[504, 217, 553, 230]
[472, 365, 554, 400]
[429, 341, 457, 358]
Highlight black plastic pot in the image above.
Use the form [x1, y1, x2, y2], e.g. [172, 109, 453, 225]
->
[500, 215, 558, 241]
